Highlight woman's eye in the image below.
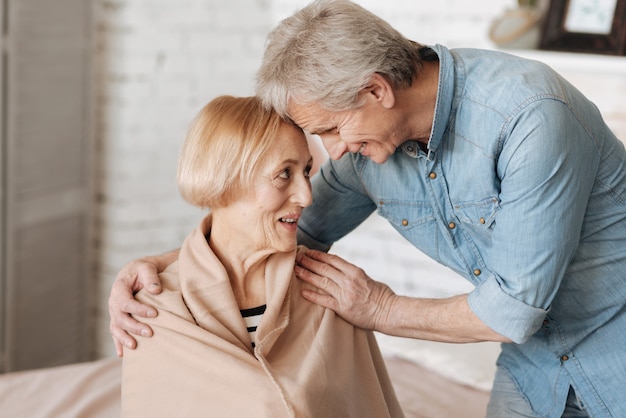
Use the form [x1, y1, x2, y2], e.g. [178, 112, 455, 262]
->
[278, 169, 290, 179]
[304, 165, 312, 178]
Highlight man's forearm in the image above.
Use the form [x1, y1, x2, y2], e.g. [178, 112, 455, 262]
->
[381, 293, 512, 343]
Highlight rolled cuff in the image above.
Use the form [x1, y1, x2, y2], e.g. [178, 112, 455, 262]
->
[467, 277, 549, 344]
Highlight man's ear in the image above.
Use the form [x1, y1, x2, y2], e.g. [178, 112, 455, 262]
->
[363, 73, 395, 109]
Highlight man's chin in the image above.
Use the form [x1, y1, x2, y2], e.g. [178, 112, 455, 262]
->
[369, 154, 389, 164]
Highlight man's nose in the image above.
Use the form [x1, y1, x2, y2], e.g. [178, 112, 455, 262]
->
[319, 134, 348, 160]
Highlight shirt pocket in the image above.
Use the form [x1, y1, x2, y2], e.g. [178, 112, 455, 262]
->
[452, 197, 500, 230]
[376, 200, 435, 230]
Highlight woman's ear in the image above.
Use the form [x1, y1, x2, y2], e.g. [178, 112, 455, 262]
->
[363, 73, 395, 109]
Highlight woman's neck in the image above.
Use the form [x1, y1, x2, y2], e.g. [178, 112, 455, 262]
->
[208, 216, 271, 309]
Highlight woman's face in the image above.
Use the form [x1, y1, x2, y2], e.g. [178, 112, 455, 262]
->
[225, 123, 313, 253]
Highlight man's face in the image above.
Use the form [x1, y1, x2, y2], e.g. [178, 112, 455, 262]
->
[287, 93, 405, 164]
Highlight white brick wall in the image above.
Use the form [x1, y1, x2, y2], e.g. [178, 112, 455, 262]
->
[93, 0, 275, 356]
[93, 0, 626, 357]
[271, 0, 516, 48]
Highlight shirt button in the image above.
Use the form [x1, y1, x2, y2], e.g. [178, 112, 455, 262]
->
[429, 172, 437, 179]
[473, 269, 481, 276]
[448, 222, 456, 229]
[402, 219, 409, 226]
[402, 142, 419, 157]
[479, 217, 485, 224]
[561, 355, 569, 361]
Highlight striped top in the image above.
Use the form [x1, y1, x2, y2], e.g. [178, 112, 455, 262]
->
[240, 305, 266, 348]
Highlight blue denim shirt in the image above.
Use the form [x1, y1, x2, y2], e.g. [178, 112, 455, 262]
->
[297, 45, 626, 417]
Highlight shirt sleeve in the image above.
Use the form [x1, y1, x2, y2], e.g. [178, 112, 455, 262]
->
[468, 98, 601, 343]
[297, 154, 377, 250]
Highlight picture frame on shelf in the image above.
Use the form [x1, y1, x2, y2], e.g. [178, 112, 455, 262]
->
[539, 0, 626, 55]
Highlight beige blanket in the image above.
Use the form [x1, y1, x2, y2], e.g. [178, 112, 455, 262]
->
[122, 215, 404, 418]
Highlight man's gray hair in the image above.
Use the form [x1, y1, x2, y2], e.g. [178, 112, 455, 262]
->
[255, 0, 425, 118]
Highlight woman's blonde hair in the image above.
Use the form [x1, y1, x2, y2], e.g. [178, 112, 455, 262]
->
[177, 95, 287, 208]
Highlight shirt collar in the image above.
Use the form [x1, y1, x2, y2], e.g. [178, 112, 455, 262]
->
[425, 44, 456, 160]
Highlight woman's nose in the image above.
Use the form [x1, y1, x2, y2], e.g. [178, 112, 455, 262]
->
[293, 176, 313, 207]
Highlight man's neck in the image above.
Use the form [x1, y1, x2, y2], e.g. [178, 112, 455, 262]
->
[397, 59, 440, 145]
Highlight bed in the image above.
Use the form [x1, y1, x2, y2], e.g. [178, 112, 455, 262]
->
[0, 336, 496, 418]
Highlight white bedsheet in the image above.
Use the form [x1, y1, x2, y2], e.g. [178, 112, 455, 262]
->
[0, 358, 121, 418]
[0, 354, 490, 418]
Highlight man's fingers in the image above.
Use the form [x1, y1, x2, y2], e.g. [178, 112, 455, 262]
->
[296, 252, 342, 281]
[109, 313, 153, 355]
[145, 281, 163, 295]
[108, 257, 165, 352]
[132, 265, 163, 294]
[114, 339, 125, 358]
[304, 249, 353, 271]
[295, 264, 336, 293]
[109, 311, 153, 346]
[121, 297, 158, 319]
[301, 288, 337, 311]
[110, 326, 136, 353]
[108, 283, 156, 353]
[113, 262, 163, 295]
[109, 276, 158, 318]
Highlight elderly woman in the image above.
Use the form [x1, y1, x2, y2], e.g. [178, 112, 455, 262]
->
[120, 95, 404, 418]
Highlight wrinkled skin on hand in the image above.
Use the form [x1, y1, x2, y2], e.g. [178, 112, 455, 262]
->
[295, 249, 396, 332]
[108, 258, 163, 357]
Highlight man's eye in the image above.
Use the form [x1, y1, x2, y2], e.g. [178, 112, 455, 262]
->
[278, 169, 290, 179]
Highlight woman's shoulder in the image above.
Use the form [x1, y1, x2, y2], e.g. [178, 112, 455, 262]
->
[135, 261, 194, 322]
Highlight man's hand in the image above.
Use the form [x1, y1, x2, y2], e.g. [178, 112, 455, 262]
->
[295, 249, 396, 332]
[295, 249, 511, 343]
[108, 256, 169, 357]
